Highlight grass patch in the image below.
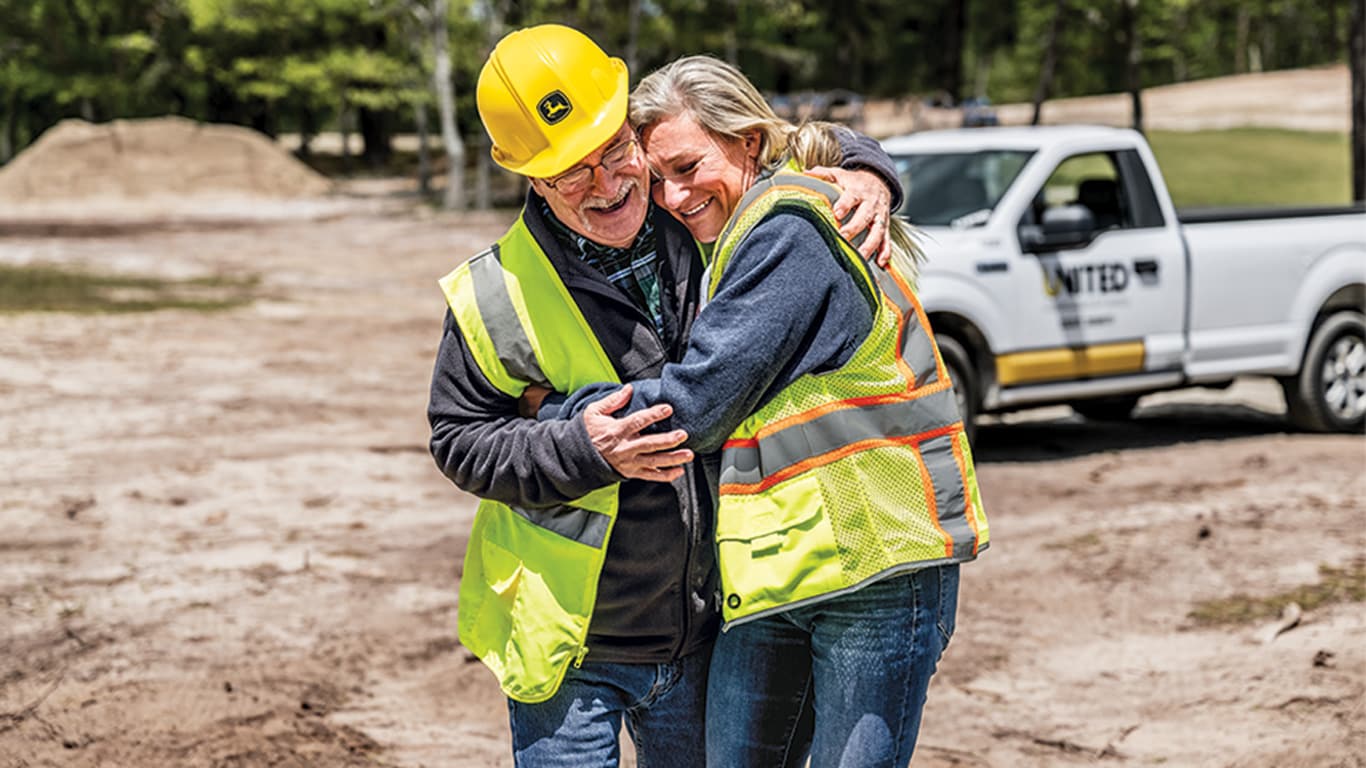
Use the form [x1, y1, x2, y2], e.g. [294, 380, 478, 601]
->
[0, 264, 257, 314]
[1147, 128, 1352, 208]
[1187, 561, 1366, 627]
[1046, 531, 1103, 552]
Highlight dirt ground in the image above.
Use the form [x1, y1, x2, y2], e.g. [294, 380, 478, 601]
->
[1, 200, 1363, 768]
[861, 64, 1351, 136]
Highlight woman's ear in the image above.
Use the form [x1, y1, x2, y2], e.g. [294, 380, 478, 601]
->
[742, 130, 762, 159]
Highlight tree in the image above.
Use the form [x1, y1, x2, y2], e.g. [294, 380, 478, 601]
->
[429, 0, 464, 209]
[1352, 0, 1365, 201]
[182, 0, 417, 158]
[1032, 0, 1066, 124]
[1119, 0, 1144, 133]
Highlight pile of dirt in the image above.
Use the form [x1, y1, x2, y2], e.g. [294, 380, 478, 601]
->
[0, 116, 332, 204]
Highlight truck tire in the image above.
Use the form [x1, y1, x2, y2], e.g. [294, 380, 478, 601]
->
[1281, 310, 1366, 433]
[1070, 395, 1141, 422]
[937, 335, 978, 444]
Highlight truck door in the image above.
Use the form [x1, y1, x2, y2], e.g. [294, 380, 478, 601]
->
[1003, 149, 1186, 388]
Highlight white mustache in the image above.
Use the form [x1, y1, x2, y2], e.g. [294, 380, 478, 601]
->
[582, 178, 636, 211]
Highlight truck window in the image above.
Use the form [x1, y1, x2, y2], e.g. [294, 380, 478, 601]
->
[1028, 150, 1167, 232]
[1032, 152, 1134, 231]
[894, 150, 1033, 228]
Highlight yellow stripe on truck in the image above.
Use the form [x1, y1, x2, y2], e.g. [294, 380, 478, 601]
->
[996, 341, 1146, 387]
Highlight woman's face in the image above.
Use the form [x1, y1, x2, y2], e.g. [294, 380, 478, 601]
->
[640, 113, 759, 244]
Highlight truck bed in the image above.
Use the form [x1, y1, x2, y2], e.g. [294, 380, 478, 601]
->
[1178, 202, 1366, 224]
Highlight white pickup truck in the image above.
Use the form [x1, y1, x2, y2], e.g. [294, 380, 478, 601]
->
[883, 125, 1366, 434]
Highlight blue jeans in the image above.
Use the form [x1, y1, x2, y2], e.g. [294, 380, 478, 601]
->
[705, 565, 959, 768]
[507, 646, 711, 768]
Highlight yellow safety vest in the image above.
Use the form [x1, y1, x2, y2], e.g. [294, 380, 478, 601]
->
[709, 171, 990, 626]
[439, 214, 622, 703]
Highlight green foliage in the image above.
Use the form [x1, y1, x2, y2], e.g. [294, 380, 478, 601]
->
[1149, 128, 1353, 206]
[0, 0, 1356, 166]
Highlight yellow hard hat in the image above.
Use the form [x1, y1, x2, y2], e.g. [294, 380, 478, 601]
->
[477, 24, 630, 179]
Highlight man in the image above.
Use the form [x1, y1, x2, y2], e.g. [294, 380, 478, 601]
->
[427, 24, 902, 767]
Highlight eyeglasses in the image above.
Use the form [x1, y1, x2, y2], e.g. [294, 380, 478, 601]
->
[543, 137, 641, 196]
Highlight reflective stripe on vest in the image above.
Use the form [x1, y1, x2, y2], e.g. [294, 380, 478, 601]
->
[719, 386, 960, 491]
[509, 502, 611, 549]
[440, 214, 622, 704]
[468, 248, 551, 388]
[871, 264, 939, 388]
[920, 433, 976, 561]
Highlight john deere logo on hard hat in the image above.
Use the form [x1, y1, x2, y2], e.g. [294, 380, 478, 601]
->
[537, 91, 572, 125]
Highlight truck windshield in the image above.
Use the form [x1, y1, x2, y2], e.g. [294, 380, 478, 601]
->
[894, 150, 1034, 228]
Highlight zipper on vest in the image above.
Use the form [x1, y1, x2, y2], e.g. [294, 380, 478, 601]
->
[573, 645, 589, 669]
[670, 461, 699, 660]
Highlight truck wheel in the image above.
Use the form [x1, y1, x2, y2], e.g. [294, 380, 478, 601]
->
[937, 335, 978, 444]
[1070, 395, 1141, 422]
[1281, 310, 1366, 433]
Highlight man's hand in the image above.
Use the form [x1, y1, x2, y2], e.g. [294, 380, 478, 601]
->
[584, 384, 693, 482]
[808, 165, 893, 266]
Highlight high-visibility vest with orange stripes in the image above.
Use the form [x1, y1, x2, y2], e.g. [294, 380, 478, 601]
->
[438, 215, 622, 703]
[709, 171, 990, 626]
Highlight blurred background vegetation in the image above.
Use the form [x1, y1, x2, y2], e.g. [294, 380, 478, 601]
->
[0, 0, 1360, 205]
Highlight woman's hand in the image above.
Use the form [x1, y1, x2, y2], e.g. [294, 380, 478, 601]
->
[807, 166, 894, 267]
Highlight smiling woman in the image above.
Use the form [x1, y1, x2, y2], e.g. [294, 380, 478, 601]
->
[536, 54, 988, 768]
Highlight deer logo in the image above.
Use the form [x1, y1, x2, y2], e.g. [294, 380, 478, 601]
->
[538, 91, 573, 125]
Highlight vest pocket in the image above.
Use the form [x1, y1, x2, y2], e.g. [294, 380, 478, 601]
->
[716, 473, 844, 620]
[458, 509, 596, 703]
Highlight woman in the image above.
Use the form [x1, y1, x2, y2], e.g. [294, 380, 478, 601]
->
[547, 56, 989, 767]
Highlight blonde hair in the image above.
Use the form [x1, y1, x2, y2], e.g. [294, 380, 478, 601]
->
[629, 55, 923, 276]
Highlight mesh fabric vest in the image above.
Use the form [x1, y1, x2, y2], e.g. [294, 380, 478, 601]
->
[709, 171, 990, 627]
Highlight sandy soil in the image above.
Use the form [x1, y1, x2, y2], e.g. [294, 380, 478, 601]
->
[861, 64, 1351, 137]
[1, 203, 1363, 768]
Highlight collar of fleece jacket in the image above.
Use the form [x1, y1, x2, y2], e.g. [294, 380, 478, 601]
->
[537, 196, 665, 339]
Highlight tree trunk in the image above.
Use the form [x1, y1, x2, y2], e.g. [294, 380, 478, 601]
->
[415, 101, 431, 196]
[359, 107, 393, 168]
[626, 0, 643, 74]
[297, 108, 316, 160]
[1121, 0, 1144, 133]
[0, 92, 14, 164]
[1032, 0, 1066, 125]
[724, 0, 739, 66]
[475, 0, 510, 211]
[476, 132, 493, 210]
[432, 0, 465, 210]
[1351, 0, 1365, 202]
[1235, 7, 1250, 73]
[941, 0, 967, 102]
[340, 102, 353, 175]
[974, 49, 993, 100]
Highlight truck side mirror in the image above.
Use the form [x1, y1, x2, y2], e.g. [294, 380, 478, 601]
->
[1020, 204, 1097, 252]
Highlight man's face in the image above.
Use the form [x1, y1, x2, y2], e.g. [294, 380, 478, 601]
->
[530, 122, 650, 249]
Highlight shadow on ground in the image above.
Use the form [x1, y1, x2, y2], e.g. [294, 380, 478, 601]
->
[973, 401, 1291, 463]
